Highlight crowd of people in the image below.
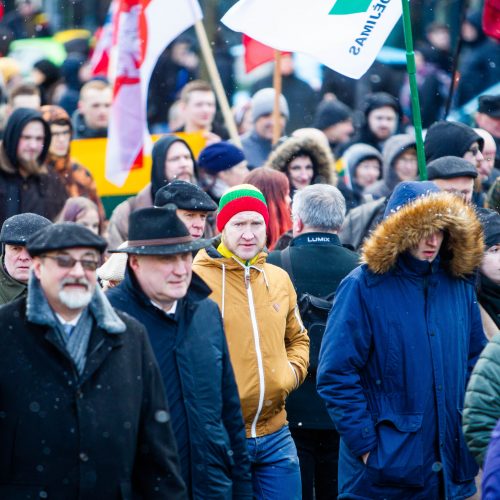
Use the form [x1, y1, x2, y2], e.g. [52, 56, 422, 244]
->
[0, 1, 498, 499]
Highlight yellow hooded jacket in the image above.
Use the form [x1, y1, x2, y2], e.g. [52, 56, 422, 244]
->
[193, 247, 310, 438]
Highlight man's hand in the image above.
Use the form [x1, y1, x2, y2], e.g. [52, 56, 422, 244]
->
[361, 452, 370, 464]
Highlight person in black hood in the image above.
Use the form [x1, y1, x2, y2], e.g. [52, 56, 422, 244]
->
[476, 208, 500, 338]
[0, 108, 68, 227]
[341, 92, 403, 155]
[107, 135, 197, 250]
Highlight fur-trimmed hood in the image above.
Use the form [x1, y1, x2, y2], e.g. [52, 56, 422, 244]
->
[265, 136, 333, 185]
[362, 191, 484, 277]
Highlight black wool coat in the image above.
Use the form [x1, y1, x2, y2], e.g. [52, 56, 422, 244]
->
[0, 295, 187, 500]
[267, 232, 360, 429]
[107, 270, 252, 500]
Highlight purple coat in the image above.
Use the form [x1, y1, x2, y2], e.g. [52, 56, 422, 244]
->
[483, 419, 500, 499]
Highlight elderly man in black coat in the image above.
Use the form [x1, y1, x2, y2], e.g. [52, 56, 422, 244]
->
[107, 205, 252, 499]
[0, 222, 186, 499]
[267, 184, 360, 500]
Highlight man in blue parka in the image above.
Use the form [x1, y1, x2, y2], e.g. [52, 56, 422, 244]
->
[107, 205, 252, 499]
[317, 181, 487, 499]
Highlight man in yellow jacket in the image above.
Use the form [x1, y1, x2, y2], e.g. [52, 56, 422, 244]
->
[193, 184, 309, 499]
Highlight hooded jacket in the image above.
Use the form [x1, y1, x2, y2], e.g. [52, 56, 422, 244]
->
[317, 189, 486, 499]
[0, 109, 68, 227]
[266, 136, 333, 197]
[193, 246, 309, 438]
[364, 134, 416, 200]
[107, 136, 196, 250]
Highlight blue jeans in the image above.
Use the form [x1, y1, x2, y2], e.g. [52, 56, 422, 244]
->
[247, 425, 302, 500]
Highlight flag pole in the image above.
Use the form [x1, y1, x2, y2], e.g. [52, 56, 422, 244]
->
[193, 19, 242, 147]
[272, 50, 282, 145]
[401, 0, 427, 180]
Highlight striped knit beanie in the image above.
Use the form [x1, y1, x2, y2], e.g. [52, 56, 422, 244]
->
[216, 184, 269, 232]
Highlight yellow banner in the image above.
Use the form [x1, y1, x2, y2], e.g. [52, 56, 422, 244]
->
[70, 132, 207, 197]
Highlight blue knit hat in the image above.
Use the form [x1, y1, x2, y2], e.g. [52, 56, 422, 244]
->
[198, 142, 246, 174]
[384, 181, 440, 219]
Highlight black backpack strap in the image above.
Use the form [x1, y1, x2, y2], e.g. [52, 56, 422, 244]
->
[281, 246, 296, 285]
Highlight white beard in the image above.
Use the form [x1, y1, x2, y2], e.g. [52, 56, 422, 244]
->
[58, 289, 92, 309]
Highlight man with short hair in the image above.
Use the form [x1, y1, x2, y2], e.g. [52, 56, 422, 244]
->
[318, 181, 486, 499]
[267, 184, 359, 500]
[107, 206, 252, 498]
[241, 88, 289, 169]
[0, 212, 51, 304]
[7, 81, 41, 112]
[72, 80, 112, 139]
[193, 184, 309, 499]
[475, 127, 499, 192]
[0, 222, 187, 498]
[154, 179, 218, 239]
[0, 108, 68, 227]
[177, 79, 222, 145]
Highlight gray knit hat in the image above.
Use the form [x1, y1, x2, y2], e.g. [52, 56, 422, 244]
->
[251, 88, 289, 122]
[0, 213, 52, 245]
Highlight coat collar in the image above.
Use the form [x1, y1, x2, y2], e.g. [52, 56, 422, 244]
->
[26, 273, 126, 334]
[290, 232, 341, 247]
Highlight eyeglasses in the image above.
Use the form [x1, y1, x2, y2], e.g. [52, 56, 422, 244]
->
[51, 130, 71, 138]
[41, 254, 99, 271]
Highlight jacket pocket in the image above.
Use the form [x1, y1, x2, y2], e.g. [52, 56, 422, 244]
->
[453, 409, 479, 483]
[367, 413, 424, 487]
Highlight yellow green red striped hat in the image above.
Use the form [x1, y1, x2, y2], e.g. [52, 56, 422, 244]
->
[216, 184, 269, 231]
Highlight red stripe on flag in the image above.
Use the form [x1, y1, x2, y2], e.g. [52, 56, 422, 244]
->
[243, 34, 291, 73]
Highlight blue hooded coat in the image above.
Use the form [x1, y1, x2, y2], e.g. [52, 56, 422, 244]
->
[317, 182, 487, 499]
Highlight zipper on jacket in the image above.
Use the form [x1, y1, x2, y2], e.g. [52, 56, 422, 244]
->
[245, 265, 266, 438]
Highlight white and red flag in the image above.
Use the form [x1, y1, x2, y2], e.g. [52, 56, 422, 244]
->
[89, 0, 117, 77]
[223, 0, 402, 80]
[105, 0, 202, 187]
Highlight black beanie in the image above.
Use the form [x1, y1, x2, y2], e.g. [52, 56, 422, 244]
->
[424, 121, 484, 162]
[2, 108, 51, 168]
[427, 156, 478, 180]
[363, 92, 401, 118]
[476, 208, 500, 248]
[313, 100, 352, 130]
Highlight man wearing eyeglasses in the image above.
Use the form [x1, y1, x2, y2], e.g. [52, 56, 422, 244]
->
[0, 222, 187, 499]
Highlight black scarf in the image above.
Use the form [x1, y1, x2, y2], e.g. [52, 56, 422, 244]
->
[478, 273, 500, 329]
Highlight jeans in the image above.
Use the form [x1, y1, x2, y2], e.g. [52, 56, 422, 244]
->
[290, 427, 339, 500]
[247, 425, 302, 500]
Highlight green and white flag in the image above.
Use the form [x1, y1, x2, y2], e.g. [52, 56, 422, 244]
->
[222, 0, 402, 79]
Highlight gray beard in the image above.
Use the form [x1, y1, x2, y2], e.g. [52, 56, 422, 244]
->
[58, 289, 92, 309]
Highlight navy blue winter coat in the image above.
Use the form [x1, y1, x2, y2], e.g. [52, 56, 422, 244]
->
[317, 189, 487, 499]
[107, 269, 252, 499]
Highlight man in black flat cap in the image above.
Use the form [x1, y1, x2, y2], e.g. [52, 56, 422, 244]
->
[0, 212, 51, 305]
[107, 205, 252, 499]
[0, 222, 187, 499]
[154, 179, 218, 239]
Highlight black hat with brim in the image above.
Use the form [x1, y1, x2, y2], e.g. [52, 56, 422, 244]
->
[110, 204, 215, 255]
[27, 222, 107, 256]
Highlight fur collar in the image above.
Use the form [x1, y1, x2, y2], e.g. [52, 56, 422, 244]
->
[361, 192, 484, 277]
[27, 273, 126, 333]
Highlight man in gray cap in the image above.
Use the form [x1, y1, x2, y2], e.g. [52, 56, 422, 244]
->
[0, 222, 187, 499]
[0, 212, 51, 305]
[107, 205, 252, 499]
[427, 156, 479, 203]
[241, 88, 289, 169]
